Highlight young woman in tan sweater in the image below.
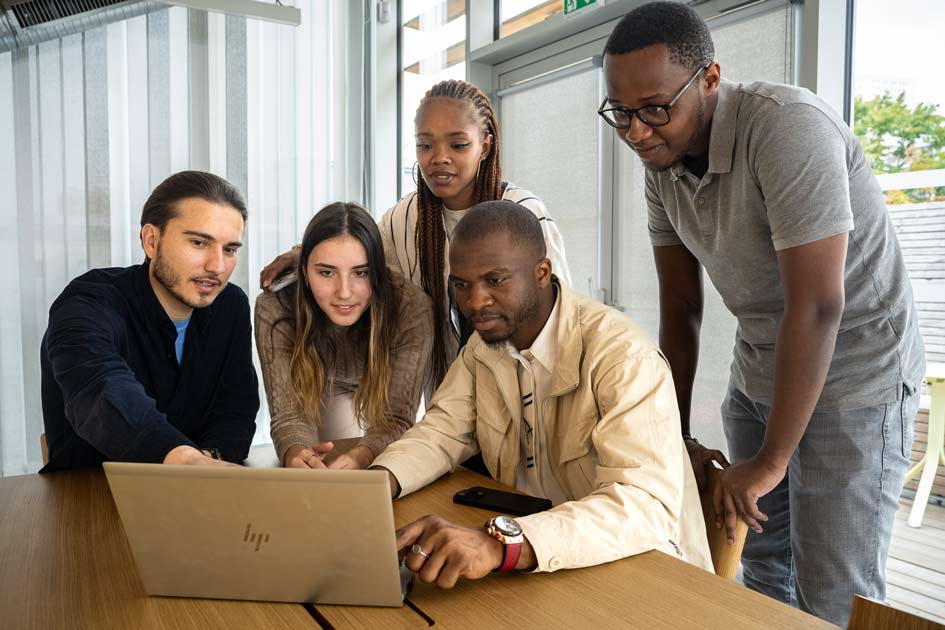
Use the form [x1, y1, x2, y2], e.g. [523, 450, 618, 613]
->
[254, 202, 433, 470]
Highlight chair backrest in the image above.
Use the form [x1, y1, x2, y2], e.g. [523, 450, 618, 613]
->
[699, 465, 748, 580]
[848, 595, 945, 630]
[41, 433, 48, 466]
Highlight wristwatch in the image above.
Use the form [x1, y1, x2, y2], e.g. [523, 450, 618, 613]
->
[484, 515, 524, 572]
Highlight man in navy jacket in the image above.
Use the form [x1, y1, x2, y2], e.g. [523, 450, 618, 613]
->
[40, 170, 259, 471]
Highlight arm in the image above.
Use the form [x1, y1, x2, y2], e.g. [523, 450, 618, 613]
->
[716, 233, 847, 536]
[716, 102, 854, 538]
[370, 344, 480, 496]
[254, 293, 320, 465]
[516, 351, 690, 571]
[189, 294, 259, 463]
[336, 285, 435, 468]
[652, 232, 728, 489]
[653, 244, 703, 437]
[45, 295, 196, 462]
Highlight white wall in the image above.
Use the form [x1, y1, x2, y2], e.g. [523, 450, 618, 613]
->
[0, 2, 364, 476]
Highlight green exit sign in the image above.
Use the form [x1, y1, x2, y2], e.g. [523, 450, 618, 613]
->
[563, 0, 603, 17]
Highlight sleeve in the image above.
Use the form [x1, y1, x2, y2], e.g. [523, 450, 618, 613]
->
[370, 344, 481, 496]
[646, 171, 683, 247]
[44, 295, 196, 463]
[378, 194, 417, 282]
[378, 203, 400, 272]
[517, 349, 686, 572]
[254, 293, 318, 464]
[749, 103, 854, 251]
[358, 285, 435, 457]
[514, 194, 573, 286]
[191, 294, 259, 463]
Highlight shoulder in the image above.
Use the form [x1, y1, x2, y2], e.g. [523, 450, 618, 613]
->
[391, 270, 433, 318]
[502, 183, 544, 209]
[49, 266, 136, 317]
[565, 286, 663, 366]
[502, 184, 554, 221]
[254, 288, 293, 324]
[736, 81, 848, 139]
[382, 192, 419, 223]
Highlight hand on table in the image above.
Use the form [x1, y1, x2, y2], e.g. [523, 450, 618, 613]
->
[684, 436, 730, 491]
[714, 455, 786, 543]
[396, 515, 504, 589]
[259, 248, 301, 291]
[283, 442, 335, 469]
[163, 445, 238, 467]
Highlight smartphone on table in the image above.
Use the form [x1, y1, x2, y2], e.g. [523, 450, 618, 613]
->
[453, 486, 551, 517]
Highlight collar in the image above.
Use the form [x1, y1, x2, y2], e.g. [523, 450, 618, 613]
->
[474, 277, 581, 397]
[669, 79, 740, 180]
[507, 286, 560, 375]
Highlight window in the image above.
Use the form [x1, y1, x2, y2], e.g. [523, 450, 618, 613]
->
[400, 0, 466, 195]
[851, 0, 945, 366]
[499, 1, 561, 38]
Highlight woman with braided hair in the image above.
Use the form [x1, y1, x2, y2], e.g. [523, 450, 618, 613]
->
[260, 79, 570, 389]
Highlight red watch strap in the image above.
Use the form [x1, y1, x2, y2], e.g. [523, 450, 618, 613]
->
[499, 541, 522, 572]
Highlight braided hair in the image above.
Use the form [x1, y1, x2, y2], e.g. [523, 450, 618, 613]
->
[414, 80, 503, 385]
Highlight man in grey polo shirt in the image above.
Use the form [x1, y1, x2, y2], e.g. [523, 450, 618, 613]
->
[599, 2, 924, 626]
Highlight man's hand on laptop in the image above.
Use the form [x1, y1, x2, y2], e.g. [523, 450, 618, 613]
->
[283, 443, 334, 469]
[163, 445, 237, 467]
[396, 515, 533, 588]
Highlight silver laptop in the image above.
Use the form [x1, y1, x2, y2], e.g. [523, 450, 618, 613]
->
[103, 462, 409, 607]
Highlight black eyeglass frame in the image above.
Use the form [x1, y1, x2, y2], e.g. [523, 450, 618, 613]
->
[598, 63, 712, 129]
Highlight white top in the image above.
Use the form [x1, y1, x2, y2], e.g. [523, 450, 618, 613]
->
[379, 183, 572, 291]
[510, 290, 568, 506]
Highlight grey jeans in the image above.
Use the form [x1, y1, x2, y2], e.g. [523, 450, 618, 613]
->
[721, 380, 919, 627]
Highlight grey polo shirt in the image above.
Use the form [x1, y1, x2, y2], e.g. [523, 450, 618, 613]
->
[646, 80, 925, 411]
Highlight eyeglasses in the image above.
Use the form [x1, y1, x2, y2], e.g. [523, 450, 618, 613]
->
[598, 64, 710, 129]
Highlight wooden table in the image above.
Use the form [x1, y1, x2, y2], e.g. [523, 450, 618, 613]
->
[0, 458, 835, 629]
[0, 468, 321, 630]
[313, 468, 836, 630]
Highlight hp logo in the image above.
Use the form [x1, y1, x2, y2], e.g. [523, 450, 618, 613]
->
[243, 523, 271, 551]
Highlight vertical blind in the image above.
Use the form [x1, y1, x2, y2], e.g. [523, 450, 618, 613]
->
[0, 1, 363, 476]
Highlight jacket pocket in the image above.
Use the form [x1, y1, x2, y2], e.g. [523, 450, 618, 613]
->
[557, 412, 597, 463]
[558, 413, 599, 492]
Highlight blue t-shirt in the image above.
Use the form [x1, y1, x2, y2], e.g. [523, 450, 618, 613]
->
[173, 318, 190, 365]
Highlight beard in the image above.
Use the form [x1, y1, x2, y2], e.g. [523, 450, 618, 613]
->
[152, 247, 213, 310]
[480, 289, 542, 349]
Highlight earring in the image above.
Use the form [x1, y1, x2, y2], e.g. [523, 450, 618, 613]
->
[412, 161, 420, 187]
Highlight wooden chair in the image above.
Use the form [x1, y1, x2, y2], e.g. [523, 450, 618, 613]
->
[699, 464, 748, 580]
[848, 595, 945, 630]
[41, 433, 48, 466]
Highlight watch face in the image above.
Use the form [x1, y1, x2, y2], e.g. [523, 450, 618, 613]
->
[494, 515, 522, 537]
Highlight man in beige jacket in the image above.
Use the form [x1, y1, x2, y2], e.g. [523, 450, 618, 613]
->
[373, 201, 712, 589]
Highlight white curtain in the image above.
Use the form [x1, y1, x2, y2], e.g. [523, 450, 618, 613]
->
[0, 1, 364, 476]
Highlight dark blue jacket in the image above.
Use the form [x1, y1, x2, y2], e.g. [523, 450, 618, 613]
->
[40, 263, 258, 471]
